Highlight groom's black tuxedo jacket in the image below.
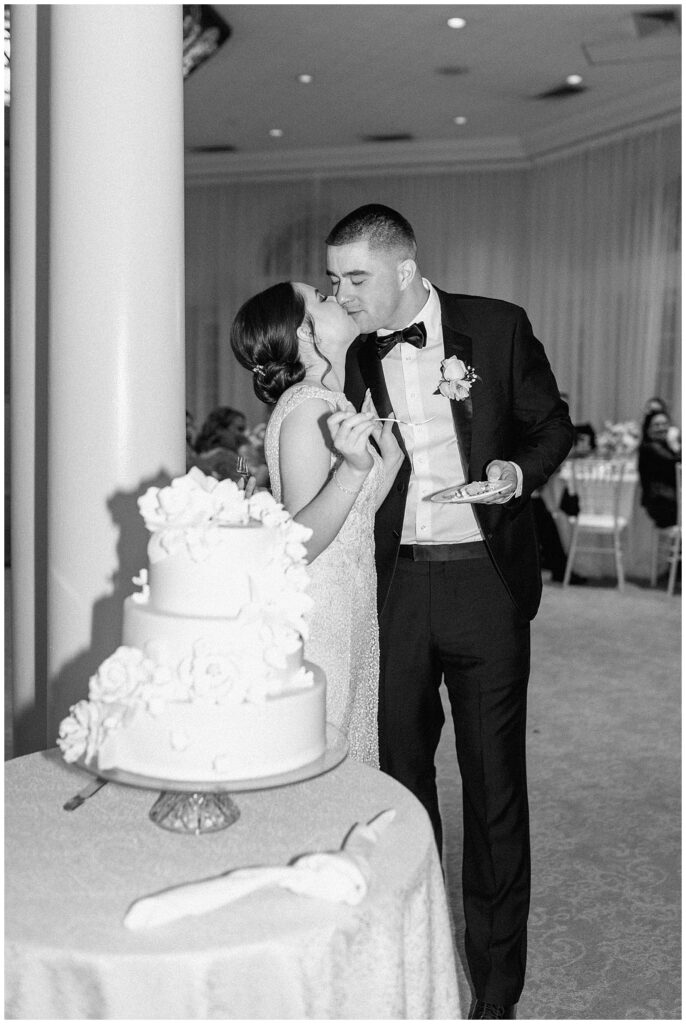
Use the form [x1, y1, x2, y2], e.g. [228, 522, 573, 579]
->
[344, 286, 574, 621]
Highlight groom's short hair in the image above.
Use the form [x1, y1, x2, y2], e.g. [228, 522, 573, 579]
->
[326, 204, 417, 259]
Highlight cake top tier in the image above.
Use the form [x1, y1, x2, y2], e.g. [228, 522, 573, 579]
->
[139, 467, 312, 565]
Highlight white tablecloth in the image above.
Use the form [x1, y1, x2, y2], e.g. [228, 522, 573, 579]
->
[5, 748, 468, 1019]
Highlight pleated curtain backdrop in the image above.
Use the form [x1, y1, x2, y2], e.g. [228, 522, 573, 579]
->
[184, 122, 680, 435]
[527, 125, 681, 426]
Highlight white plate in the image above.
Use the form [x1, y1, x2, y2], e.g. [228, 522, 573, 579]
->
[429, 481, 511, 504]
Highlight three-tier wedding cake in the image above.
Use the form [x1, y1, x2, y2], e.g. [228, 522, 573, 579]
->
[57, 468, 326, 782]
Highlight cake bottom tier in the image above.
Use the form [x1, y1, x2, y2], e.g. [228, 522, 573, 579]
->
[97, 674, 326, 782]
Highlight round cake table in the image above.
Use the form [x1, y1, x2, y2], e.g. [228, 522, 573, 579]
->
[5, 748, 469, 1019]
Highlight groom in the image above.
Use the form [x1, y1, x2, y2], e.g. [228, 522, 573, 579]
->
[328, 205, 573, 1020]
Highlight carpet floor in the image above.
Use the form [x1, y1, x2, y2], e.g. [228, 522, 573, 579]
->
[437, 578, 682, 1021]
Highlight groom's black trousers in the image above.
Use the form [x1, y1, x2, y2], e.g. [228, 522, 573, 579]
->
[378, 545, 531, 1007]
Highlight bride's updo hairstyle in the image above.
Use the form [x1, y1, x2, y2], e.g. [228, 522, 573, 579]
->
[231, 282, 310, 406]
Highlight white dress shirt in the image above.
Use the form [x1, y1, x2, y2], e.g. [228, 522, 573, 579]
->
[378, 281, 483, 545]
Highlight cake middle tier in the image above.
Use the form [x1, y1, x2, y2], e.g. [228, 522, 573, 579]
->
[124, 596, 304, 679]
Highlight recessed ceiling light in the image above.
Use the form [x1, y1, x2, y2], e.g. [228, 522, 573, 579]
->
[453, 116, 467, 125]
[269, 128, 283, 138]
[297, 73, 313, 84]
[566, 74, 583, 86]
[447, 17, 466, 29]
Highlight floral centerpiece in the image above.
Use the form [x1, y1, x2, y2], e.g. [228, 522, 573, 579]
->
[595, 420, 641, 459]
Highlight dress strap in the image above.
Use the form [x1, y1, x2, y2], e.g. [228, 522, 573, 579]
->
[280, 384, 341, 417]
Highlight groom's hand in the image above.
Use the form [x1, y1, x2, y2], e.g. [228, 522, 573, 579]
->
[478, 460, 518, 504]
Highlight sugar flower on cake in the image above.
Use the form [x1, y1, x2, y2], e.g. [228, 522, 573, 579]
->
[247, 490, 292, 527]
[86, 645, 182, 719]
[252, 562, 313, 640]
[179, 640, 262, 704]
[88, 646, 155, 704]
[139, 468, 217, 531]
[434, 356, 480, 401]
[261, 620, 304, 669]
[187, 638, 285, 704]
[210, 477, 251, 525]
[247, 491, 313, 559]
[285, 561, 311, 594]
[283, 521, 313, 563]
[57, 699, 107, 764]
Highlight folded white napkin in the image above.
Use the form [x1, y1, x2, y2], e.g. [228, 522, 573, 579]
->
[124, 808, 396, 930]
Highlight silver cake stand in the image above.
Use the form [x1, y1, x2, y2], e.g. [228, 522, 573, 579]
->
[78, 723, 348, 835]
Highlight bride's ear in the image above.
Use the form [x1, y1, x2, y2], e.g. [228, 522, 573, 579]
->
[296, 320, 314, 345]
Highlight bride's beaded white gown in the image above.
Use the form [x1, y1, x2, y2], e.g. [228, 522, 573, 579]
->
[265, 384, 381, 768]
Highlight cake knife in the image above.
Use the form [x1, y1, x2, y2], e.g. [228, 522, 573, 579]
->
[63, 777, 108, 811]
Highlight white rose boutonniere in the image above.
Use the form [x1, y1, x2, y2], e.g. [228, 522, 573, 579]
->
[434, 356, 480, 401]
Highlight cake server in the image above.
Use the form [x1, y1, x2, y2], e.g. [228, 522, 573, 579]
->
[63, 777, 108, 811]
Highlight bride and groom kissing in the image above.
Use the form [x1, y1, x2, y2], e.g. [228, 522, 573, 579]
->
[231, 203, 574, 1020]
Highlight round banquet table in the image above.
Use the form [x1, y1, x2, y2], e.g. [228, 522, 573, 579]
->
[5, 748, 468, 1020]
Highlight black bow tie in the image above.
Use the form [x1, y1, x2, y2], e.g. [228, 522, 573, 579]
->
[374, 322, 427, 359]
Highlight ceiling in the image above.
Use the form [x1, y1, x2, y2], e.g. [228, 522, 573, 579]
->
[183, 3, 681, 180]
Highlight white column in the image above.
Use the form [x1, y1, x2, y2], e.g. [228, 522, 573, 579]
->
[10, 4, 42, 754]
[47, 5, 185, 738]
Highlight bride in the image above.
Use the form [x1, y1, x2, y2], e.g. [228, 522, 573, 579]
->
[231, 282, 402, 766]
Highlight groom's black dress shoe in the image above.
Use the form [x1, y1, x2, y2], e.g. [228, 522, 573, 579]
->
[468, 1001, 517, 1019]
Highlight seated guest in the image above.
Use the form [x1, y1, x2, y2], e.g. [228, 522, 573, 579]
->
[572, 421, 596, 457]
[638, 410, 681, 528]
[642, 397, 681, 453]
[560, 422, 595, 517]
[194, 406, 248, 481]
